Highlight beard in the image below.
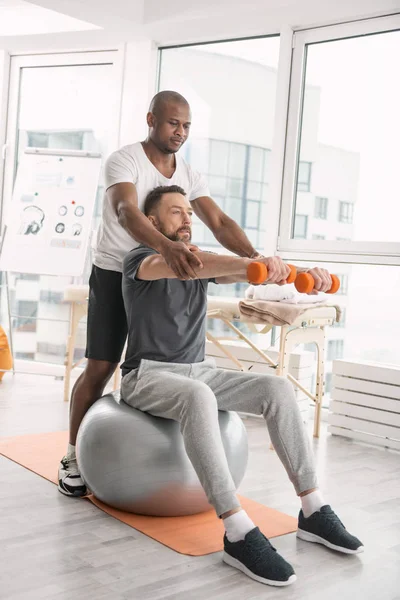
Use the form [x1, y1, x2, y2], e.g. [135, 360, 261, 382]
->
[159, 225, 192, 243]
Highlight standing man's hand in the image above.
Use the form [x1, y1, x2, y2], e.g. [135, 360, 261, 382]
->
[160, 240, 204, 280]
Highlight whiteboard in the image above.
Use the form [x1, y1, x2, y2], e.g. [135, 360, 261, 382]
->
[0, 148, 102, 276]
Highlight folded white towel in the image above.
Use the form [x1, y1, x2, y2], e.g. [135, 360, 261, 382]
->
[245, 283, 327, 305]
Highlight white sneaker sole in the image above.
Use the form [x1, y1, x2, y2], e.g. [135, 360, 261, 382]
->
[223, 552, 297, 586]
[297, 529, 364, 554]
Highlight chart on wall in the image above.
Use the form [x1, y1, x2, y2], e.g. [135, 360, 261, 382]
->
[0, 148, 102, 276]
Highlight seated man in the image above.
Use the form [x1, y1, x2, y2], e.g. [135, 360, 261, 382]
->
[121, 184, 363, 588]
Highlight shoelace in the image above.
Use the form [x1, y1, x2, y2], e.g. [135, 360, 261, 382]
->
[62, 456, 81, 478]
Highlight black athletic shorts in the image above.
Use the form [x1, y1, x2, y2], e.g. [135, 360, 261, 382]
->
[85, 265, 128, 363]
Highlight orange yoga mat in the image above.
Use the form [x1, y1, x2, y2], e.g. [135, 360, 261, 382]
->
[0, 430, 298, 556]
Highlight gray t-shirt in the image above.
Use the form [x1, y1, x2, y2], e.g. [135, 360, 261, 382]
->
[121, 245, 215, 375]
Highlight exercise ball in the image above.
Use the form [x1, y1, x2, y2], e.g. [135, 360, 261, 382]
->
[76, 391, 248, 516]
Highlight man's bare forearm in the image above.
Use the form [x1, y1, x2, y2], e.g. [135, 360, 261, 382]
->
[138, 251, 252, 281]
[213, 215, 257, 258]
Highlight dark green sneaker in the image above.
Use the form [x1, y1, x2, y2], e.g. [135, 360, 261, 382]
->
[223, 527, 296, 586]
[297, 505, 364, 554]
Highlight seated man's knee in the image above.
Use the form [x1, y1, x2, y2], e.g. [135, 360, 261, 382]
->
[186, 380, 217, 409]
[266, 376, 297, 407]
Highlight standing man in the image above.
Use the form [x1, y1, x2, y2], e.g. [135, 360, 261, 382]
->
[58, 90, 332, 496]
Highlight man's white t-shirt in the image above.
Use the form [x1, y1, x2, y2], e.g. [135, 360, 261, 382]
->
[94, 142, 210, 273]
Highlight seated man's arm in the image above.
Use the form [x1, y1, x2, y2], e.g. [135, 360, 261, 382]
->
[136, 252, 290, 284]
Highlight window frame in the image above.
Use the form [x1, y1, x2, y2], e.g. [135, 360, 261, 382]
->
[277, 14, 400, 266]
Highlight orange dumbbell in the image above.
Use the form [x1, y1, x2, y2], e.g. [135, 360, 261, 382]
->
[294, 272, 340, 294]
[247, 262, 297, 285]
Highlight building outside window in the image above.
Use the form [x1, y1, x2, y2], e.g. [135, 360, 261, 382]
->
[185, 138, 269, 251]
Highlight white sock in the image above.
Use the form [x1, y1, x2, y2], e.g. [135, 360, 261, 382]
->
[66, 443, 76, 459]
[223, 510, 255, 542]
[301, 490, 325, 518]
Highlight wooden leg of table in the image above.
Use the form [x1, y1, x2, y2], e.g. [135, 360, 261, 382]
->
[113, 366, 121, 391]
[64, 303, 77, 403]
[63, 302, 87, 402]
[313, 327, 326, 438]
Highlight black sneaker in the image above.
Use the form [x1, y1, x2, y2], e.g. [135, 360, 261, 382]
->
[223, 527, 296, 586]
[297, 505, 364, 554]
[58, 456, 87, 497]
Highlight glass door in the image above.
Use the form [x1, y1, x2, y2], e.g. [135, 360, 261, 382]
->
[0, 51, 122, 369]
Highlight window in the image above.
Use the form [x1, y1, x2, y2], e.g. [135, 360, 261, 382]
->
[0, 52, 117, 368]
[27, 130, 85, 150]
[327, 339, 344, 361]
[325, 372, 332, 395]
[185, 138, 270, 249]
[339, 202, 354, 224]
[297, 161, 312, 192]
[39, 290, 64, 303]
[337, 274, 349, 295]
[159, 35, 280, 273]
[246, 202, 260, 228]
[293, 215, 308, 239]
[36, 342, 66, 355]
[283, 21, 400, 255]
[18, 273, 40, 281]
[314, 196, 328, 219]
[15, 352, 35, 360]
[312, 234, 325, 240]
[13, 300, 37, 332]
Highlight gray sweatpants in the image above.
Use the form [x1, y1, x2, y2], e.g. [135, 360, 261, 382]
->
[121, 358, 317, 517]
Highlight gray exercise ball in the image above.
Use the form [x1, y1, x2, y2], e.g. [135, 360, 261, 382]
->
[76, 391, 248, 516]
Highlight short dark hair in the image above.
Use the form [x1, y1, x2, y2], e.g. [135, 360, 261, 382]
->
[143, 185, 186, 217]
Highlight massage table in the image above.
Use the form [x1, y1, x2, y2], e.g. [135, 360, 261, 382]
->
[63, 286, 336, 438]
[206, 296, 337, 437]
